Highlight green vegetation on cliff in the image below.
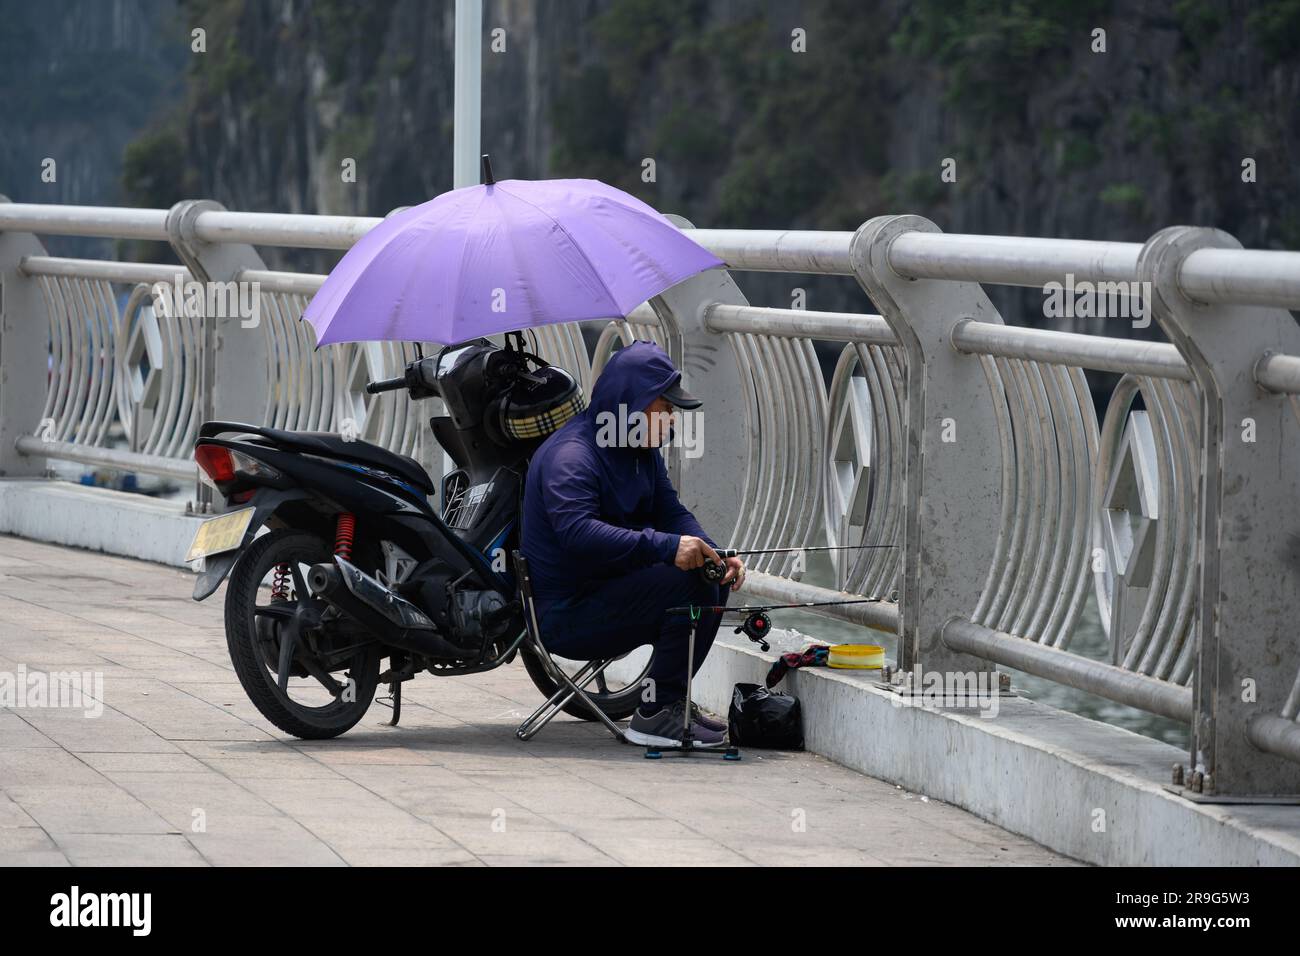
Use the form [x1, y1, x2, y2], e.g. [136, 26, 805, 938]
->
[120, 0, 1300, 257]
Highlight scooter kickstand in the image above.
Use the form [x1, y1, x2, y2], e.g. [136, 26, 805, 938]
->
[376, 679, 402, 726]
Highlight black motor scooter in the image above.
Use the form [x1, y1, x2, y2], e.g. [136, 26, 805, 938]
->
[188, 337, 650, 739]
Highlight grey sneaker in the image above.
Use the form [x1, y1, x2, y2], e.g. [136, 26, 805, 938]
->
[625, 699, 727, 749]
[689, 701, 728, 734]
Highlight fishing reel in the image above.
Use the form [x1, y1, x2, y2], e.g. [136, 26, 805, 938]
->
[699, 548, 740, 584]
[734, 609, 772, 652]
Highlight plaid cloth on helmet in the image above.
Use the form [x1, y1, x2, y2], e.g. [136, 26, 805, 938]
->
[504, 392, 588, 440]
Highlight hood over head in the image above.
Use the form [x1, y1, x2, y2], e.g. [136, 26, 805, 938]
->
[587, 340, 685, 422]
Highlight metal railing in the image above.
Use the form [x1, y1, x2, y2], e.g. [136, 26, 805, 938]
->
[2, 198, 1300, 800]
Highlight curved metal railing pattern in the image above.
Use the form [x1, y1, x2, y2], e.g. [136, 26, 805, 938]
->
[822, 341, 904, 596]
[972, 357, 1098, 652]
[531, 322, 594, 395]
[263, 290, 331, 433]
[724, 332, 828, 578]
[37, 275, 121, 449]
[591, 315, 668, 379]
[126, 283, 203, 459]
[1092, 374, 1201, 685]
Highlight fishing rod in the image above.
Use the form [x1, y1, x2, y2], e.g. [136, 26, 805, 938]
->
[667, 596, 894, 652]
[668, 596, 887, 615]
[700, 543, 896, 583]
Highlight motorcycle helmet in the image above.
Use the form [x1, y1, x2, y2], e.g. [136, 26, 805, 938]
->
[499, 365, 587, 442]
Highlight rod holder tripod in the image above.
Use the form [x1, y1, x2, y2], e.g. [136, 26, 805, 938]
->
[644, 606, 740, 761]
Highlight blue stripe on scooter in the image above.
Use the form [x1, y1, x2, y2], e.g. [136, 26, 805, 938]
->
[486, 522, 512, 558]
[335, 461, 424, 498]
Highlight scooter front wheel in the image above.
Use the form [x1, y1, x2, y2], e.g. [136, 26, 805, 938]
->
[225, 529, 381, 739]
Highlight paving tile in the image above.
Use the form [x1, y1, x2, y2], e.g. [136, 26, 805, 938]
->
[97, 770, 286, 830]
[0, 792, 39, 828]
[6, 785, 175, 836]
[0, 826, 70, 865]
[589, 835, 754, 866]
[337, 846, 482, 866]
[57, 832, 208, 866]
[0, 712, 61, 750]
[76, 751, 211, 774]
[435, 823, 616, 863]
[185, 815, 348, 866]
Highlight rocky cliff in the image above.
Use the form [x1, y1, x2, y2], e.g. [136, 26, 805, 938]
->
[0, 0, 187, 256]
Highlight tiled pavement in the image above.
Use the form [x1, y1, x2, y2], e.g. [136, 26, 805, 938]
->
[0, 534, 1076, 866]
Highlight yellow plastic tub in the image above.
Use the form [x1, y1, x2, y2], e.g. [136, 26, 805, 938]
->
[827, 643, 885, 670]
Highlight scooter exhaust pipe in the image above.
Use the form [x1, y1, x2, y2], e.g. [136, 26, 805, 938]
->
[307, 558, 477, 660]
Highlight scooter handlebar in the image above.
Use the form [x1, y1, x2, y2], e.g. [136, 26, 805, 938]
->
[365, 376, 408, 394]
[366, 357, 441, 397]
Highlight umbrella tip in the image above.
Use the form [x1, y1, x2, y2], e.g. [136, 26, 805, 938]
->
[480, 154, 495, 186]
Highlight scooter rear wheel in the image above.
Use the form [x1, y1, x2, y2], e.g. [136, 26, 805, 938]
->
[225, 529, 381, 739]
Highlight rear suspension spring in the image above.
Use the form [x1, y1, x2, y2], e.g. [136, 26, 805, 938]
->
[271, 564, 291, 600]
[335, 513, 356, 560]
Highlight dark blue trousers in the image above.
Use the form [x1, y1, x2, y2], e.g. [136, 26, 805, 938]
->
[537, 563, 730, 707]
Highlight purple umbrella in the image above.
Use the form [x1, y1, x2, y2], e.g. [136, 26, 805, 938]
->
[303, 163, 723, 346]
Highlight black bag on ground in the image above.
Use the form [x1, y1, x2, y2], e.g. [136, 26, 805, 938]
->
[728, 683, 804, 750]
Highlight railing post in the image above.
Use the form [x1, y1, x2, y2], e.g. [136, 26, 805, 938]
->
[849, 216, 1002, 683]
[0, 197, 51, 478]
[1139, 226, 1300, 799]
[165, 200, 270, 508]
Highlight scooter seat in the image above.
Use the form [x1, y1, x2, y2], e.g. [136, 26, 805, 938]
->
[258, 427, 435, 494]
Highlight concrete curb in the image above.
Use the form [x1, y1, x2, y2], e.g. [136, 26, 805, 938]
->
[0, 480, 203, 567]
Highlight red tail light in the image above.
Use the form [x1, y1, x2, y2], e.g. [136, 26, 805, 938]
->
[195, 445, 236, 484]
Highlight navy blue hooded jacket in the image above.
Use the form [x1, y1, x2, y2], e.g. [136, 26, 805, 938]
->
[521, 341, 716, 615]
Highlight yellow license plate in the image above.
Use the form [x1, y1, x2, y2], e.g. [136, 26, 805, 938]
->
[186, 507, 255, 564]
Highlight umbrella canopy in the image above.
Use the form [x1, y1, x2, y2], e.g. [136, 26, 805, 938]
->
[303, 175, 723, 347]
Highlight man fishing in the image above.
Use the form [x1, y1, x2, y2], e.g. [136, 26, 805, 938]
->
[521, 341, 744, 748]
